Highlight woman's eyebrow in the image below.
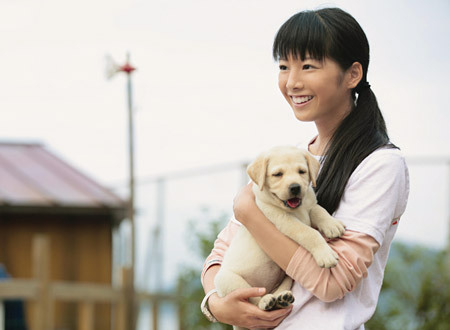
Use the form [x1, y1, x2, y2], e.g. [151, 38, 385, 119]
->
[305, 57, 324, 64]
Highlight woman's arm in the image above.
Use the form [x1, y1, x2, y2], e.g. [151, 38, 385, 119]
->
[232, 184, 305, 270]
[203, 265, 293, 329]
[233, 184, 379, 302]
[201, 220, 293, 328]
[201, 220, 241, 286]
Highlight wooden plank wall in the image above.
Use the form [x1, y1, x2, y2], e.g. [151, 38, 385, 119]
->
[0, 214, 112, 329]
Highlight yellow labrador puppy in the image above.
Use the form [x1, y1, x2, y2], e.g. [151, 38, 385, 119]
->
[215, 146, 345, 328]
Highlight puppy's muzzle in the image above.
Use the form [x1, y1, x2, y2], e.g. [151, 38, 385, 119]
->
[283, 183, 302, 209]
[289, 183, 301, 196]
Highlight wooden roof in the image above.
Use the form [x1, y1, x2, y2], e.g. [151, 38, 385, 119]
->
[0, 142, 127, 219]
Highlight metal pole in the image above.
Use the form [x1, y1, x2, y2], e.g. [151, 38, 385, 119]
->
[126, 52, 136, 277]
[106, 52, 137, 329]
[125, 52, 137, 330]
[446, 160, 450, 273]
[155, 178, 165, 289]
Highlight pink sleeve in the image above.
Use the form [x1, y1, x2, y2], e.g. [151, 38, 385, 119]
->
[200, 220, 241, 286]
[286, 230, 379, 302]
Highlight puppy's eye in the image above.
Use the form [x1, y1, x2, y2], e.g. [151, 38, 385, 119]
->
[273, 172, 283, 177]
[299, 170, 306, 174]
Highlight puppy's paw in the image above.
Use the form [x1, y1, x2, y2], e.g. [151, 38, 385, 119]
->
[258, 294, 277, 311]
[318, 219, 346, 239]
[276, 290, 295, 309]
[312, 245, 339, 268]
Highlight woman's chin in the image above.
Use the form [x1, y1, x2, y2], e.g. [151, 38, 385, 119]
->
[293, 112, 314, 122]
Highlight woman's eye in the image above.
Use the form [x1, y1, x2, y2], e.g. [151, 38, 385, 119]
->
[303, 64, 313, 70]
[279, 65, 288, 71]
[273, 172, 283, 177]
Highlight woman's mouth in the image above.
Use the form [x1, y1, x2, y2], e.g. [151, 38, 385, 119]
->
[291, 95, 313, 105]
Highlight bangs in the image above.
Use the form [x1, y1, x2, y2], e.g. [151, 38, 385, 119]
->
[273, 11, 331, 62]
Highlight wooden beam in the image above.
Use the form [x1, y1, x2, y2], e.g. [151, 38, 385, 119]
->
[52, 281, 121, 302]
[31, 234, 53, 330]
[113, 267, 132, 330]
[0, 279, 39, 299]
[78, 302, 95, 330]
[136, 292, 178, 302]
[152, 301, 158, 330]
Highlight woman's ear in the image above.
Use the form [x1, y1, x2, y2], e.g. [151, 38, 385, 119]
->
[347, 62, 363, 89]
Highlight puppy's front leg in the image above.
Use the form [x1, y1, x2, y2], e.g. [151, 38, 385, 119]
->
[281, 216, 339, 268]
[310, 204, 346, 239]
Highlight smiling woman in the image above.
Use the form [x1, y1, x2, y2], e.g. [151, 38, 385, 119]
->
[272, 8, 395, 215]
[201, 7, 409, 330]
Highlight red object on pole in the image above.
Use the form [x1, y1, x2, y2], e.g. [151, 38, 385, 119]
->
[119, 62, 136, 74]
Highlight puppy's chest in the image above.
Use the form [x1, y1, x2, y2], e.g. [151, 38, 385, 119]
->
[260, 203, 311, 229]
[223, 227, 273, 271]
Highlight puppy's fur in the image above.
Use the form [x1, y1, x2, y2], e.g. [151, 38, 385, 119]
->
[214, 146, 345, 330]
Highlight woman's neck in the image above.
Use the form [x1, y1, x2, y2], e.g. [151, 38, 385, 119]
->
[310, 101, 354, 156]
[308, 134, 330, 156]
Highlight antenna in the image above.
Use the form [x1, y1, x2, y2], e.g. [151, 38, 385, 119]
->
[105, 54, 120, 80]
[106, 52, 137, 330]
[105, 53, 136, 79]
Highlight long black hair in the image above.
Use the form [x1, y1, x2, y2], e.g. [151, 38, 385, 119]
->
[273, 7, 396, 214]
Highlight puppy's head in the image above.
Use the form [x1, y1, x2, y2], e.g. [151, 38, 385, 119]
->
[247, 146, 320, 210]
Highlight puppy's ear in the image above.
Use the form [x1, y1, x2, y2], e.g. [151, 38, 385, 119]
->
[305, 152, 320, 188]
[247, 153, 269, 191]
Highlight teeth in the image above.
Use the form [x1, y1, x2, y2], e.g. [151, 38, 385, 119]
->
[292, 96, 313, 104]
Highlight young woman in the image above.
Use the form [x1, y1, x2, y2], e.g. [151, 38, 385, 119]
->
[201, 7, 409, 330]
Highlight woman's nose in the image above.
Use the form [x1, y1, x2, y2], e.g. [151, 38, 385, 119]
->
[286, 71, 304, 90]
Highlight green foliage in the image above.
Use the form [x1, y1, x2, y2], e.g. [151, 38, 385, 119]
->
[366, 242, 450, 330]
[176, 209, 233, 330]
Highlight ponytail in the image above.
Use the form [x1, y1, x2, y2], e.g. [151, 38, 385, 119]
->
[315, 85, 395, 214]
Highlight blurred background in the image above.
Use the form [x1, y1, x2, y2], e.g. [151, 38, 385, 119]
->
[0, 0, 449, 329]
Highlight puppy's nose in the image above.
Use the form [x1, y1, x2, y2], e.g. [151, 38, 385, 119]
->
[289, 183, 301, 196]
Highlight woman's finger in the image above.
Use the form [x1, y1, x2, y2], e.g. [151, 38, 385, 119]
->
[254, 305, 293, 322]
[249, 306, 293, 329]
[210, 287, 293, 329]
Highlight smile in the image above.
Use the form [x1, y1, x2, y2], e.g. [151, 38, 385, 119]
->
[272, 193, 302, 209]
[284, 197, 302, 209]
[291, 95, 313, 105]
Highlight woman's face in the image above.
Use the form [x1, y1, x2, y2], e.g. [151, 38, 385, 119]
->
[278, 54, 355, 128]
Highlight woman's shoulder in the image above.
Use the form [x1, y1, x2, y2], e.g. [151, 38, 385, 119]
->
[359, 145, 406, 169]
[351, 145, 409, 184]
[369, 145, 405, 158]
[337, 145, 410, 245]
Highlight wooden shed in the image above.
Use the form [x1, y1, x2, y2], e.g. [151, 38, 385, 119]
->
[0, 142, 127, 329]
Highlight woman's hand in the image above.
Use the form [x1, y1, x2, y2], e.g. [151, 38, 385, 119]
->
[233, 183, 258, 225]
[208, 287, 292, 329]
